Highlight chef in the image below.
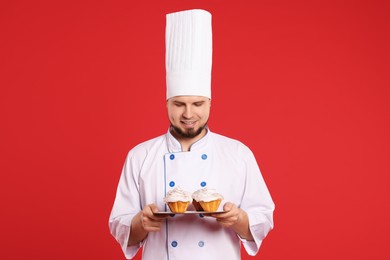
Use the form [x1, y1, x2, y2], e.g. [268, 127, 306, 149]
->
[109, 9, 275, 260]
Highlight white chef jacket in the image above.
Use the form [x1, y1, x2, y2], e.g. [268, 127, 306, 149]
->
[109, 129, 274, 260]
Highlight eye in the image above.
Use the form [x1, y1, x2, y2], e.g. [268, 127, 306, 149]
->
[174, 102, 184, 107]
[194, 102, 204, 107]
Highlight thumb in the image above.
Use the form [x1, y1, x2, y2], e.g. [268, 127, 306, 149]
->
[149, 204, 160, 213]
[223, 202, 234, 212]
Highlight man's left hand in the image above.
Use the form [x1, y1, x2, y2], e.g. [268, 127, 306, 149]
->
[211, 202, 254, 241]
[212, 202, 241, 228]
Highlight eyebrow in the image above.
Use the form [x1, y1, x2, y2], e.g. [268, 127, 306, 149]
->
[172, 100, 205, 105]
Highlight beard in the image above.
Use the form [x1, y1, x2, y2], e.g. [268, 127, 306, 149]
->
[170, 121, 208, 139]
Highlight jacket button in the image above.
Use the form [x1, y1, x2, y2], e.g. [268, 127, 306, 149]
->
[170, 154, 175, 160]
[201, 154, 207, 160]
[169, 181, 175, 187]
[171, 241, 178, 247]
[200, 181, 206, 187]
[198, 241, 205, 247]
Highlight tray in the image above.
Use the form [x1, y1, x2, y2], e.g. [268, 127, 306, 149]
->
[154, 210, 225, 215]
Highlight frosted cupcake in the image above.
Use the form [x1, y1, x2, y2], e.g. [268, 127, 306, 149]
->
[191, 191, 204, 211]
[192, 188, 224, 212]
[163, 187, 192, 213]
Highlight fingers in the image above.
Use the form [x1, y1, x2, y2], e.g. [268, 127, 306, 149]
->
[141, 215, 163, 232]
[140, 204, 167, 232]
[223, 202, 234, 212]
[212, 202, 240, 228]
[212, 202, 237, 218]
[144, 204, 168, 219]
[148, 204, 160, 214]
[216, 213, 240, 227]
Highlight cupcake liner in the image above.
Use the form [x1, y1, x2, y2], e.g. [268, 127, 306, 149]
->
[199, 199, 222, 212]
[192, 199, 204, 211]
[167, 201, 190, 213]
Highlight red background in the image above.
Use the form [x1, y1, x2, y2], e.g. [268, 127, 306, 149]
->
[1, 0, 389, 259]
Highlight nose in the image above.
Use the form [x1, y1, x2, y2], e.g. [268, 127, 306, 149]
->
[183, 105, 193, 119]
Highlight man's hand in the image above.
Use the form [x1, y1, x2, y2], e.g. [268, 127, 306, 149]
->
[128, 204, 167, 246]
[139, 204, 167, 232]
[211, 202, 254, 241]
[212, 202, 241, 227]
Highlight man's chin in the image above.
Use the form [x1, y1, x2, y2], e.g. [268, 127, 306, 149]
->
[180, 128, 200, 139]
[171, 125, 205, 139]
[183, 129, 198, 138]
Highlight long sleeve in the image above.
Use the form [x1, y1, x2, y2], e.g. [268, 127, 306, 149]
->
[240, 149, 275, 255]
[109, 151, 143, 259]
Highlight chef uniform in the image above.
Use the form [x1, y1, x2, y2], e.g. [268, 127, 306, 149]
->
[109, 9, 274, 260]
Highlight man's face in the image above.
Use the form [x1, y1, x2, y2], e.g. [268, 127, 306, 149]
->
[167, 96, 211, 139]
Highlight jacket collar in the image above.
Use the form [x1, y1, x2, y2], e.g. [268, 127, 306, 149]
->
[166, 127, 210, 153]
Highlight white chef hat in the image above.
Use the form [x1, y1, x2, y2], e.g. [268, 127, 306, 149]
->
[165, 9, 212, 100]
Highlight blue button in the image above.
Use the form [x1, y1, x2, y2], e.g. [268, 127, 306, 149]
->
[169, 181, 175, 187]
[201, 154, 207, 160]
[171, 241, 178, 247]
[170, 154, 175, 160]
[198, 241, 205, 247]
[199, 214, 204, 218]
[200, 181, 206, 187]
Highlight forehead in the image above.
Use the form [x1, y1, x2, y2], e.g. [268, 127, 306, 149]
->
[168, 96, 210, 103]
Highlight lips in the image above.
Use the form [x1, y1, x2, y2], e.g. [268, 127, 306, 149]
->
[181, 120, 196, 128]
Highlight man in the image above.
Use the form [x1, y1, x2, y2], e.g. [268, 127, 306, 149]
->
[109, 9, 274, 259]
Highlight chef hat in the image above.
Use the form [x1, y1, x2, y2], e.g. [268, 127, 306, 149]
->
[165, 9, 212, 100]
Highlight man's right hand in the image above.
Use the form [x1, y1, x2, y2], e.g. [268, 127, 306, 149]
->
[139, 204, 168, 232]
[128, 204, 167, 246]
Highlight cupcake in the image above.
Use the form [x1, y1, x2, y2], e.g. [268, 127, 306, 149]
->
[163, 187, 192, 213]
[192, 188, 224, 212]
[191, 196, 204, 211]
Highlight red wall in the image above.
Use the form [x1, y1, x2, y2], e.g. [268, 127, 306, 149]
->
[1, 0, 389, 259]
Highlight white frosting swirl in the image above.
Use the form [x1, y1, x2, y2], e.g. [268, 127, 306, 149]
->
[192, 188, 224, 202]
[163, 187, 192, 202]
